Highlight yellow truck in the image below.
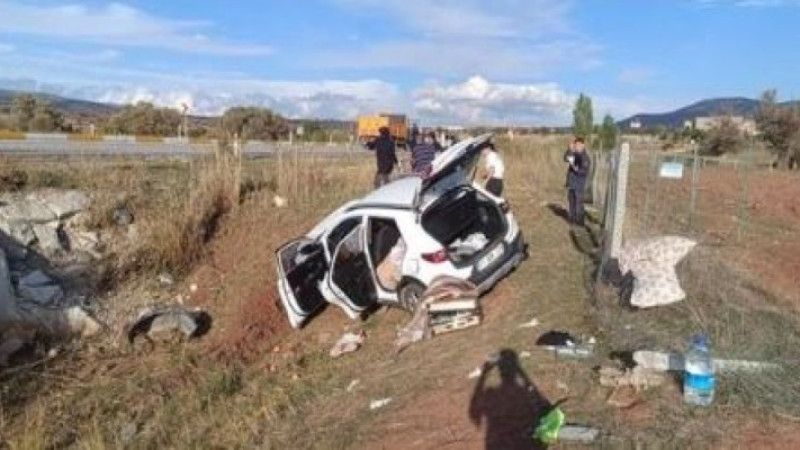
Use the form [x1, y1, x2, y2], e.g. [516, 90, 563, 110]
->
[356, 114, 408, 147]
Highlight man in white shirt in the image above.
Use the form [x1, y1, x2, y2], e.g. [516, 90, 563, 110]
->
[482, 143, 505, 196]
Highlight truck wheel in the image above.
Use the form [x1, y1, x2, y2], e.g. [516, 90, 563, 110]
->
[398, 280, 426, 313]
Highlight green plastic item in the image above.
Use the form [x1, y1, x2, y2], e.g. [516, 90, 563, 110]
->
[533, 407, 565, 445]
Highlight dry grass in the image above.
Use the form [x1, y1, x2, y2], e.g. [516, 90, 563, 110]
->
[2, 136, 799, 449]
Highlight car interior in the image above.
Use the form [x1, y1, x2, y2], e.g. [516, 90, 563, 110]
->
[368, 218, 403, 291]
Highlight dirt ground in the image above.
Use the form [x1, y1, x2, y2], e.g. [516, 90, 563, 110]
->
[2, 143, 799, 448]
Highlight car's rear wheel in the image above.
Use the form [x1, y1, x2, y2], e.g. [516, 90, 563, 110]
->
[397, 280, 425, 312]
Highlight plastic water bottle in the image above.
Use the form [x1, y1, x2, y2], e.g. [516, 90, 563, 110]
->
[683, 334, 715, 406]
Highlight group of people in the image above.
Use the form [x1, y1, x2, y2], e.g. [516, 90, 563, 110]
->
[368, 126, 506, 197]
[369, 127, 591, 226]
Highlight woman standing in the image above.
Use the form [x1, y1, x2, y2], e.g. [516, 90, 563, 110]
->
[483, 143, 505, 197]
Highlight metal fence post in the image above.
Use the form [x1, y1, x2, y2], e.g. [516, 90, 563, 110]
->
[688, 140, 700, 230]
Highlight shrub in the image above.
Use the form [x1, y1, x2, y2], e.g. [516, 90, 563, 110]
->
[700, 116, 744, 156]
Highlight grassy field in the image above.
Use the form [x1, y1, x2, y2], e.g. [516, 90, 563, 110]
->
[1, 137, 799, 448]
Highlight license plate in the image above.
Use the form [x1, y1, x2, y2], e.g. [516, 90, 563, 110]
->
[477, 245, 504, 271]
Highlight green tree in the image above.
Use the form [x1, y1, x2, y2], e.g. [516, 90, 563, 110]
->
[220, 107, 288, 141]
[29, 101, 64, 132]
[756, 89, 800, 168]
[11, 93, 37, 131]
[599, 114, 618, 151]
[105, 102, 182, 136]
[572, 93, 594, 139]
[700, 116, 744, 156]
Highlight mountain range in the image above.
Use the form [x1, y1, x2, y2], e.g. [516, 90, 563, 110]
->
[618, 97, 800, 129]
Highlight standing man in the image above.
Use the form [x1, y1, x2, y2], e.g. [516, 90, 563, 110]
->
[371, 126, 397, 188]
[565, 137, 591, 225]
[411, 131, 437, 176]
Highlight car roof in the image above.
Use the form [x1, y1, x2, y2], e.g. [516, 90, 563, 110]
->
[352, 176, 421, 210]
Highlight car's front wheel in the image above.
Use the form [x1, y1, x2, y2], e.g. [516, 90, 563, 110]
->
[397, 280, 426, 312]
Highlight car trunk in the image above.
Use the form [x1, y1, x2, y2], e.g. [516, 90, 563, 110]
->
[421, 186, 507, 266]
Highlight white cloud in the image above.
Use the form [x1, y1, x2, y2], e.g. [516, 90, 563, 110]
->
[413, 76, 573, 125]
[0, 2, 270, 56]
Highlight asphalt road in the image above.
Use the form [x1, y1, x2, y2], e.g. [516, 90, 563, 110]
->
[0, 139, 369, 159]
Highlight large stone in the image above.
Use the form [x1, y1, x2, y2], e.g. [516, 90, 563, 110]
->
[0, 196, 56, 224]
[17, 284, 64, 306]
[0, 249, 20, 322]
[32, 222, 64, 254]
[20, 270, 53, 287]
[0, 217, 35, 246]
[33, 190, 90, 220]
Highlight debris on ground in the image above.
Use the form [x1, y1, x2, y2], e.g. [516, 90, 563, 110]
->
[633, 350, 780, 373]
[273, 195, 288, 208]
[618, 236, 696, 308]
[536, 330, 594, 359]
[330, 330, 365, 358]
[533, 407, 565, 445]
[598, 366, 665, 389]
[157, 272, 175, 286]
[467, 354, 500, 379]
[369, 398, 392, 410]
[127, 305, 212, 346]
[559, 425, 600, 443]
[517, 317, 540, 329]
[346, 379, 360, 393]
[396, 276, 481, 352]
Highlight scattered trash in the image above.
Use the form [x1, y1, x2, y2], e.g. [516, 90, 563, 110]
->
[633, 350, 780, 373]
[518, 317, 540, 329]
[330, 330, 365, 358]
[618, 236, 696, 308]
[157, 273, 174, 286]
[683, 334, 715, 406]
[559, 425, 600, 443]
[346, 379, 360, 393]
[273, 195, 288, 208]
[369, 398, 392, 410]
[520, 350, 531, 359]
[127, 305, 212, 345]
[535, 330, 577, 347]
[467, 354, 500, 379]
[533, 407, 565, 445]
[467, 367, 483, 379]
[189, 283, 198, 293]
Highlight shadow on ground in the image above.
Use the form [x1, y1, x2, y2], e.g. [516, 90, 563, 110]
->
[469, 349, 552, 450]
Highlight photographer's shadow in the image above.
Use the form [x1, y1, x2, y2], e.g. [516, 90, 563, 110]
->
[469, 349, 552, 450]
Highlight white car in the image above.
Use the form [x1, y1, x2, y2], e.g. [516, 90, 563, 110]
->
[275, 134, 527, 328]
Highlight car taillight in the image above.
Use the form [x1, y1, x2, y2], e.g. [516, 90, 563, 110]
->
[422, 249, 449, 264]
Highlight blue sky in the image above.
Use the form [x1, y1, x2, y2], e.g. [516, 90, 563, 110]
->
[0, 0, 798, 125]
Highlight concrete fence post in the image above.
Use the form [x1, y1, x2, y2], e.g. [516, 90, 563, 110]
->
[609, 142, 631, 260]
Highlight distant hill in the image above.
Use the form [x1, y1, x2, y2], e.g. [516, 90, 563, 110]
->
[619, 97, 800, 129]
[0, 89, 121, 117]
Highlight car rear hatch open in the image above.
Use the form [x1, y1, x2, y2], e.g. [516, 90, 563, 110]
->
[416, 133, 493, 209]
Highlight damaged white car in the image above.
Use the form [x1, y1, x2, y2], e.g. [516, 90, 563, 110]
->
[276, 134, 527, 328]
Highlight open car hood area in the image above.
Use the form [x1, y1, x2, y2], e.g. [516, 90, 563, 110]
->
[417, 133, 493, 207]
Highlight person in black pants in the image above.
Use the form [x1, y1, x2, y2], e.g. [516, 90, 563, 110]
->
[565, 137, 591, 225]
[368, 127, 397, 188]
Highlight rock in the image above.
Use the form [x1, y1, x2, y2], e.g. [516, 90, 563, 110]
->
[127, 306, 212, 345]
[0, 196, 56, 223]
[33, 190, 90, 219]
[65, 229, 101, 256]
[120, 422, 137, 445]
[19, 270, 53, 287]
[32, 222, 64, 254]
[112, 207, 134, 226]
[158, 273, 174, 286]
[18, 284, 65, 306]
[0, 249, 21, 327]
[0, 218, 36, 247]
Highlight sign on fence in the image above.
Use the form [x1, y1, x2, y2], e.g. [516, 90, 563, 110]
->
[659, 162, 684, 179]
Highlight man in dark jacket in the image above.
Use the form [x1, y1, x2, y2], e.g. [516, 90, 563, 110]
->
[565, 137, 591, 225]
[371, 126, 397, 188]
[411, 131, 437, 175]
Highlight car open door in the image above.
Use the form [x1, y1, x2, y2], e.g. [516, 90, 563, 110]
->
[326, 225, 379, 318]
[276, 238, 328, 328]
[417, 133, 493, 207]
